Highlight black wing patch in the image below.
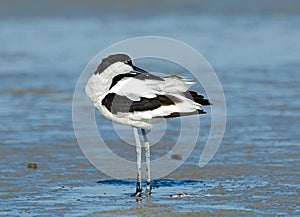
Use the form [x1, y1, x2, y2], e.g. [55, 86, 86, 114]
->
[184, 91, 211, 106]
[163, 110, 206, 118]
[162, 91, 210, 118]
[102, 93, 175, 114]
[109, 73, 136, 90]
[109, 71, 164, 90]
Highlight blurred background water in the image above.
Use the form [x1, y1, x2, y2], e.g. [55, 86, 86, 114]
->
[0, 0, 299, 216]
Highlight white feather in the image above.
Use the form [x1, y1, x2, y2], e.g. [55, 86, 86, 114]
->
[109, 75, 194, 101]
[109, 77, 161, 101]
[85, 62, 132, 102]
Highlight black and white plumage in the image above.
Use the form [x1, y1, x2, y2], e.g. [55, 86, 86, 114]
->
[85, 54, 210, 197]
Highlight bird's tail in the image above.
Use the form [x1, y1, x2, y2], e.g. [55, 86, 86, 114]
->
[184, 91, 211, 106]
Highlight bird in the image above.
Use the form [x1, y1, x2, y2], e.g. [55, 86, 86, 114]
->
[85, 54, 211, 197]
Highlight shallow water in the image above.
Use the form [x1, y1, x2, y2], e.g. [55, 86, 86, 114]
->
[1, 2, 300, 216]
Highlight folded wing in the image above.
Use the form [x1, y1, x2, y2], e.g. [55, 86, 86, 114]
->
[103, 72, 210, 120]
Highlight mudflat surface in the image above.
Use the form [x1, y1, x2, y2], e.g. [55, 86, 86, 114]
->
[1, 2, 299, 216]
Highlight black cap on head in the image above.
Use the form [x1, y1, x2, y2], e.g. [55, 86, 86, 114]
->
[94, 54, 132, 74]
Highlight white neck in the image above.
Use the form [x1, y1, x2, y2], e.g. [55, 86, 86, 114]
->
[85, 62, 132, 103]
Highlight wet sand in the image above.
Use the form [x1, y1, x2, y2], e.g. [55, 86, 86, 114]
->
[1, 2, 300, 216]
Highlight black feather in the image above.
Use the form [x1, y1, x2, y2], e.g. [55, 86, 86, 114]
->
[102, 93, 175, 114]
[109, 71, 164, 90]
[184, 91, 211, 106]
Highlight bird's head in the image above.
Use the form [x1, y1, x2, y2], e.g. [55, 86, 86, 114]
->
[94, 54, 146, 75]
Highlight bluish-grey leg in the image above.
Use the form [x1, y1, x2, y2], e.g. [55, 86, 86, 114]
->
[131, 127, 142, 197]
[141, 129, 151, 195]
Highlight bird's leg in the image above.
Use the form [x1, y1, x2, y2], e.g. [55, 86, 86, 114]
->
[141, 129, 152, 195]
[131, 127, 142, 197]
